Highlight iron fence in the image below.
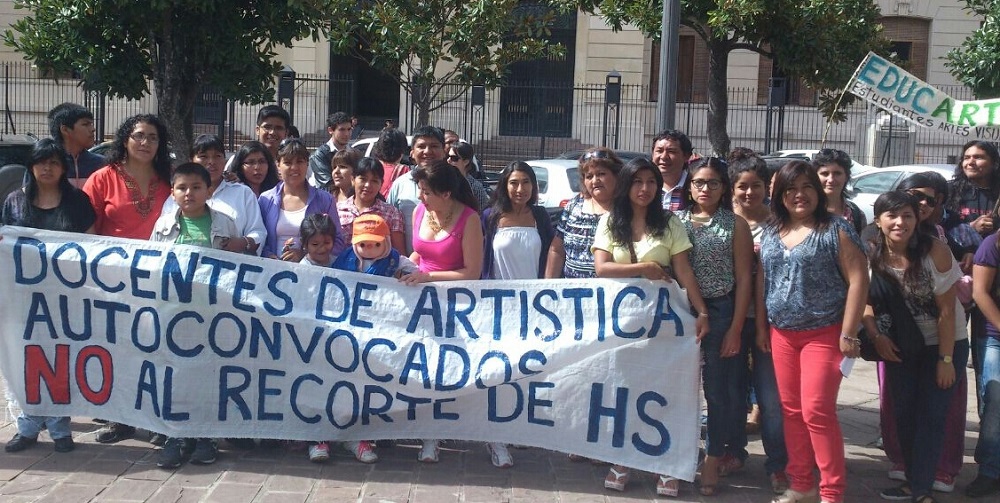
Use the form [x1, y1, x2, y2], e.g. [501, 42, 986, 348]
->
[0, 61, 980, 170]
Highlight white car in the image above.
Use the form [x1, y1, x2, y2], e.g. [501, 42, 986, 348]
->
[847, 163, 954, 223]
[525, 159, 580, 219]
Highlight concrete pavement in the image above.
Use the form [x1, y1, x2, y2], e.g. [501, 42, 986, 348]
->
[0, 359, 985, 502]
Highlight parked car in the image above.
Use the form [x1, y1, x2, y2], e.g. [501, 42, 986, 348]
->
[0, 134, 39, 204]
[847, 163, 954, 223]
[525, 159, 579, 221]
[556, 149, 650, 163]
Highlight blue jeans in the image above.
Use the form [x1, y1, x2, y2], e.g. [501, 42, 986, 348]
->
[973, 335, 1000, 479]
[17, 413, 71, 440]
[743, 321, 789, 475]
[886, 339, 969, 497]
[702, 294, 746, 459]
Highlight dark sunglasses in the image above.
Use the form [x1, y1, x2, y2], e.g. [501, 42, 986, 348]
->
[447, 155, 463, 162]
[581, 150, 610, 161]
[906, 190, 937, 208]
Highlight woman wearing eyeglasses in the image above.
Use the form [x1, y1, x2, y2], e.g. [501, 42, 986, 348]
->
[593, 157, 710, 498]
[813, 149, 866, 234]
[232, 141, 279, 197]
[81, 114, 173, 445]
[676, 157, 754, 496]
[258, 139, 344, 261]
[446, 141, 490, 210]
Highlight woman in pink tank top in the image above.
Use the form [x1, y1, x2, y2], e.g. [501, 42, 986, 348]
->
[402, 160, 483, 281]
[398, 160, 484, 465]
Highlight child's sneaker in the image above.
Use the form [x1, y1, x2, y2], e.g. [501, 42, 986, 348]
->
[308, 442, 330, 462]
[345, 441, 378, 463]
[487, 442, 513, 468]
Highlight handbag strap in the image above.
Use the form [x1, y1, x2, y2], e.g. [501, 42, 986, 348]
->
[627, 240, 638, 264]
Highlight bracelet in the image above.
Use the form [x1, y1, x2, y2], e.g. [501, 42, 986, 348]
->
[840, 334, 861, 345]
[244, 237, 252, 251]
[697, 312, 709, 318]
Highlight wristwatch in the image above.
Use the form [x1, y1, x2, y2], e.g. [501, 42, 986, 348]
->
[939, 354, 953, 364]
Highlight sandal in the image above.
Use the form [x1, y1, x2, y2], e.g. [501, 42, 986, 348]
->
[658, 475, 680, 497]
[700, 455, 720, 496]
[718, 453, 745, 477]
[604, 466, 630, 492]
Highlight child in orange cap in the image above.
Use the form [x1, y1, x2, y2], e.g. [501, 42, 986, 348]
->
[328, 214, 417, 462]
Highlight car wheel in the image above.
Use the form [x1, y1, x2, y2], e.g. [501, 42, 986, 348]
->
[0, 164, 27, 204]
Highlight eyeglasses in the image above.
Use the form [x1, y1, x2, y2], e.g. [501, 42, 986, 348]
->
[447, 155, 463, 162]
[691, 179, 723, 191]
[129, 132, 159, 144]
[906, 190, 938, 208]
[258, 124, 287, 133]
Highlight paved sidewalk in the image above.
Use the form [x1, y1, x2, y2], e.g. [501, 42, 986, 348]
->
[0, 360, 984, 502]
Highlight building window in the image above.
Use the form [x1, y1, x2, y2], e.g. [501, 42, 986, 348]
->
[649, 35, 698, 103]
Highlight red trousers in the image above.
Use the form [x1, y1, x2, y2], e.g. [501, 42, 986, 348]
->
[772, 324, 846, 503]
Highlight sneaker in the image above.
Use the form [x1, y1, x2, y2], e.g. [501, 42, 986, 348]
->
[53, 436, 75, 453]
[888, 463, 907, 481]
[148, 433, 167, 447]
[308, 442, 330, 463]
[486, 442, 513, 468]
[346, 440, 378, 464]
[932, 474, 955, 493]
[772, 487, 818, 503]
[879, 484, 912, 500]
[189, 438, 218, 465]
[157, 437, 186, 469]
[418, 439, 439, 463]
[95, 422, 135, 444]
[966, 474, 1000, 498]
[4, 433, 37, 453]
[770, 472, 790, 494]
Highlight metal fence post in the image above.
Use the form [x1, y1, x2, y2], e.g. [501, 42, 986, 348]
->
[603, 71, 621, 148]
[277, 66, 296, 123]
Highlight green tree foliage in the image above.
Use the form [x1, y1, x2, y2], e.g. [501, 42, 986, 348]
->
[947, 1, 1000, 99]
[326, 0, 563, 126]
[4, 0, 335, 156]
[561, 0, 884, 155]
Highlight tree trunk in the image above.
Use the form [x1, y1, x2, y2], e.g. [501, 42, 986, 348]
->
[706, 38, 731, 157]
[150, 15, 197, 164]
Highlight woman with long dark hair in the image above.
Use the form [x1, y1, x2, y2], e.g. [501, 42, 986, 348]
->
[232, 141, 279, 197]
[2, 139, 95, 454]
[482, 161, 553, 279]
[593, 157, 709, 498]
[83, 114, 172, 240]
[759, 160, 868, 503]
[813, 149, 866, 233]
[81, 114, 173, 445]
[678, 156, 754, 495]
[863, 191, 967, 503]
[398, 160, 484, 464]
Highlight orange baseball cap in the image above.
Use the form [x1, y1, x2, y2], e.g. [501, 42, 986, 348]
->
[352, 214, 390, 244]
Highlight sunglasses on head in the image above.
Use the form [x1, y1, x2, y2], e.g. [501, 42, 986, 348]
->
[278, 138, 304, 149]
[582, 150, 610, 161]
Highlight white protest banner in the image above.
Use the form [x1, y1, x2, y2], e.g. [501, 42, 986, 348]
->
[0, 227, 700, 480]
[847, 51, 1000, 140]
